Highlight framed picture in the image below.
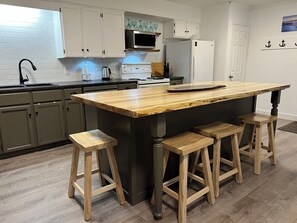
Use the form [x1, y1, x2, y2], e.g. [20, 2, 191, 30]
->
[281, 15, 297, 32]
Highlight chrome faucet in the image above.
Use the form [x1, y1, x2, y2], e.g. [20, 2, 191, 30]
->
[19, 59, 37, 84]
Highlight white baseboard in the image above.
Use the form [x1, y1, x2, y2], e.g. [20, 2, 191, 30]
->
[256, 109, 297, 121]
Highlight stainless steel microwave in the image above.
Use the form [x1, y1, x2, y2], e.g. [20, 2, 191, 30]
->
[125, 30, 157, 49]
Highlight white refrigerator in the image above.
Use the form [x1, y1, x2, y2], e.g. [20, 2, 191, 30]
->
[166, 40, 215, 83]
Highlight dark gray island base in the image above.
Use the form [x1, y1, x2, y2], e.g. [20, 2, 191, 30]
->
[97, 96, 255, 205]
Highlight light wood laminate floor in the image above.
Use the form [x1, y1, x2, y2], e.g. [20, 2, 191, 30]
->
[1, 119, 297, 223]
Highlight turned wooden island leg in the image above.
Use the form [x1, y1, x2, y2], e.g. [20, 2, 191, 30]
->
[151, 114, 166, 220]
[270, 90, 281, 132]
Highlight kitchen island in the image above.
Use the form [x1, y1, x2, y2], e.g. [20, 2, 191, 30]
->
[71, 81, 289, 220]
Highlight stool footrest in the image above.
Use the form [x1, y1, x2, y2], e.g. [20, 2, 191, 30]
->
[188, 172, 205, 185]
[219, 168, 238, 182]
[239, 149, 255, 158]
[220, 157, 234, 167]
[187, 187, 210, 206]
[73, 182, 84, 196]
[163, 185, 178, 200]
[164, 176, 179, 187]
[163, 171, 208, 202]
[77, 168, 100, 179]
[72, 181, 117, 198]
[239, 144, 253, 152]
[261, 151, 273, 161]
[92, 183, 116, 197]
[101, 173, 114, 184]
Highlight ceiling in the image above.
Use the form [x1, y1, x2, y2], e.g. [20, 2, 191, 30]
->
[165, 0, 291, 8]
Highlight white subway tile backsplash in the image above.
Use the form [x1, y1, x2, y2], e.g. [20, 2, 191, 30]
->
[0, 6, 85, 85]
[0, 5, 165, 85]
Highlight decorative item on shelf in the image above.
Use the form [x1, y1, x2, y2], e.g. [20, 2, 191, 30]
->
[265, 40, 272, 48]
[132, 19, 137, 30]
[279, 39, 286, 47]
[125, 18, 159, 33]
[143, 20, 148, 31]
[138, 20, 143, 31]
[261, 36, 297, 50]
[126, 18, 131, 30]
[148, 21, 154, 32]
[153, 22, 158, 32]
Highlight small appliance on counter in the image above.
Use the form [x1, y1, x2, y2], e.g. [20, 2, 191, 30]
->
[102, 66, 111, 80]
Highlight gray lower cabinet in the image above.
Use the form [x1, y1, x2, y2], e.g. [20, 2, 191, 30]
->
[65, 100, 85, 135]
[64, 87, 85, 136]
[0, 105, 36, 153]
[33, 90, 66, 145]
[34, 101, 66, 145]
[0, 82, 137, 154]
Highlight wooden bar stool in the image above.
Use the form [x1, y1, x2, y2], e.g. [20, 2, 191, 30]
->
[238, 113, 277, 175]
[193, 121, 243, 198]
[152, 131, 215, 223]
[68, 129, 125, 221]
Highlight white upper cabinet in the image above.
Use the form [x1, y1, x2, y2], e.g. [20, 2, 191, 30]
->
[101, 10, 125, 58]
[55, 5, 125, 58]
[59, 5, 84, 57]
[82, 7, 103, 57]
[164, 19, 199, 39]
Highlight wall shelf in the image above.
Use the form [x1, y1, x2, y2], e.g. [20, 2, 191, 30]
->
[262, 36, 297, 50]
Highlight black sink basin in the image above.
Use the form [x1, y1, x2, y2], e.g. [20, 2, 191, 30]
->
[0, 85, 25, 89]
[25, 83, 56, 87]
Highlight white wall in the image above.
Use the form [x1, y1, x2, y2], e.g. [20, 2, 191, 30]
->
[246, 2, 297, 120]
[200, 2, 230, 81]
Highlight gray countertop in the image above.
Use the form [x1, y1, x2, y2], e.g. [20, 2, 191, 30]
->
[0, 79, 137, 93]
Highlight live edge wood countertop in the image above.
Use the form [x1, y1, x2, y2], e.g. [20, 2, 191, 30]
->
[71, 81, 290, 118]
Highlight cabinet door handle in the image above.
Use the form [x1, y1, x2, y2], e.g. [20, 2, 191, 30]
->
[82, 49, 84, 52]
[86, 49, 89, 52]
[35, 112, 38, 116]
[28, 113, 32, 118]
[67, 107, 70, 112]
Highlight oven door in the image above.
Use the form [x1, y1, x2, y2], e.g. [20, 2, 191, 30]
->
[138, 82, 170, 88]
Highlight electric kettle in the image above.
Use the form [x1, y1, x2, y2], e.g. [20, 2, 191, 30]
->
[102, 66, 111, 80]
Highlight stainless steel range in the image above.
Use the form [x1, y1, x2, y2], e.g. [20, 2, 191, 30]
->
[121, 63, 170, 88]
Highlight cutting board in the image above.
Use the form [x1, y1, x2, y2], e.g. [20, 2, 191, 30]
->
[151, 62, 164, 77]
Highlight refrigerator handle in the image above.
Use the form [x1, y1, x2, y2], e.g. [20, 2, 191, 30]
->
[193, 56, 195, 81]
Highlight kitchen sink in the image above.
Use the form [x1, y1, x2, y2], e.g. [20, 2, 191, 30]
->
[25, 83, 57, 87]
[0, 85, 25, 89]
